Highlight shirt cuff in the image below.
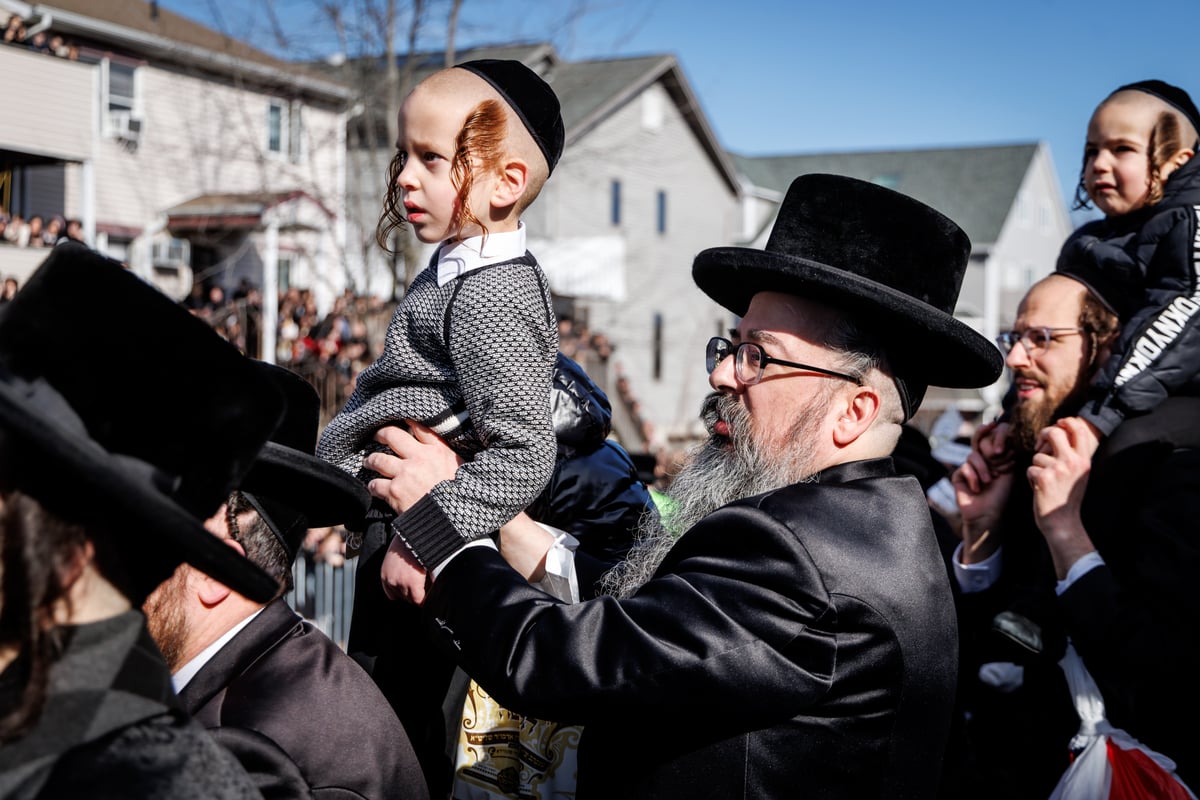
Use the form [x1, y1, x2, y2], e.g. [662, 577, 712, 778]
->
[1055, 550, 1105, 595]
[431, 537, 497, 580]
[953, 541, 1002, 593]
[533, 523, 580, 603]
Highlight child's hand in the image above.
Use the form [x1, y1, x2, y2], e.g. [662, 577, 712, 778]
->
[381, 534, 429, 605]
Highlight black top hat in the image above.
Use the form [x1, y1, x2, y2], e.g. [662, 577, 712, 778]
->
[457, 59, 565, 175]
[0, 242, 285, 603]
[694, 174, 1003, 417]
[239, 362, 370, 563]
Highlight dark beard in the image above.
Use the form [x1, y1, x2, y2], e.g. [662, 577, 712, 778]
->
[143, 569, 190, 672]
[1008, 386, 1087, 455]
[599, 392, 828, 598]
[1009, 395, 1056, 454]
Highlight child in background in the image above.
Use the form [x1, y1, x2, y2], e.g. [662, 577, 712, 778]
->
[317, 59, 565, 601]
[1055, 79, 1200, 441]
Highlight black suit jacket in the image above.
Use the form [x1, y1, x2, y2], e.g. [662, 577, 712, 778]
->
[179, 598, 429, 800]
[424, 458, 958, 800]
[1062, 397, 1200, 783]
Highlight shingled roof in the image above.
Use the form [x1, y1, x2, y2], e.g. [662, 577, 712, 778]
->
[33, 0, 347, 100]
[732, 143, 1041, 248]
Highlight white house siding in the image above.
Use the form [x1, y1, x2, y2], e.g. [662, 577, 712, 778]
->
[0, 46, 93, 161]
[21, 57, 347, 306]
[538, 80, 739, 443]
[989, 142, 1073, 329]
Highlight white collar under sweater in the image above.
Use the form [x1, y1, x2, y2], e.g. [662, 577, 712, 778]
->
[435, 222, 527, 287]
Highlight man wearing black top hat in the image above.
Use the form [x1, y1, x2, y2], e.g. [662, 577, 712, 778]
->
[0, 243, 285, 798]
[364, 174, 1005, 799]
[143, 363, 429, 800]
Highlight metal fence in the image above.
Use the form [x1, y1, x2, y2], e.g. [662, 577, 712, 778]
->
[285, 556, 358, 651]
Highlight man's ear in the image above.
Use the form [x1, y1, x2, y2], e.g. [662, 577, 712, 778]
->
[832, 385, 881, 447]
[195, 537, 246, 607]
[491, 158, 529, 210]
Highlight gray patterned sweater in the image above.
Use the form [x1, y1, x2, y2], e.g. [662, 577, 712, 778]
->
[316, 253, 557, 568]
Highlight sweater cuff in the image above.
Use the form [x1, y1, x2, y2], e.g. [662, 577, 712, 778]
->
[1079, 399, 1123, 438]
[393, 495, 468, 571]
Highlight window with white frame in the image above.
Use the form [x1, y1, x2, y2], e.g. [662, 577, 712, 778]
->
[268, 99, 305, 163]
[100, 57, 143, 141]
[268, 100, 285, 154]
[288, 102, 304, 163]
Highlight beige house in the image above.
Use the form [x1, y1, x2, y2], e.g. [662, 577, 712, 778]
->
[732, 143, 1073, 425]
[0, 0, 351, 319]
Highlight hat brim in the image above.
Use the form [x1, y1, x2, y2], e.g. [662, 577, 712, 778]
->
[240, 442, 370, 528]
[0, 375, 280, 604]
[693, 247, 1004, 389]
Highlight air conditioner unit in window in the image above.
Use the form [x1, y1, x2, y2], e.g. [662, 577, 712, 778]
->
[151, 237, 191, 268]
[109, 110, 143, 146]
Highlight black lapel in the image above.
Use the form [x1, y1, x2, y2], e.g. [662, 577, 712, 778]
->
[176, 599, 302, 715]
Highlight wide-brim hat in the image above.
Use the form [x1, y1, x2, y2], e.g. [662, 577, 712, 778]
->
[694, 174, 1003, 413]
[239, 361, 370, 562]
[0, 243, 285, 603]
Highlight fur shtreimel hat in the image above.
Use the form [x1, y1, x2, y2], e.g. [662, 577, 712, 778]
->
[457, 58, 565, 175]
[1113, 79, 1200, 143]
[239, 362, 370, 563]
[693, 174, 1004, 419]
[0, 242, 285, 603]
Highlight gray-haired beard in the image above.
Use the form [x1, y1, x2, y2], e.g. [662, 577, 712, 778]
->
[600, 391, 830, 598]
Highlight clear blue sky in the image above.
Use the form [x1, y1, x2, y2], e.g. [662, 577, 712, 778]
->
[161, 0, 1199, 220]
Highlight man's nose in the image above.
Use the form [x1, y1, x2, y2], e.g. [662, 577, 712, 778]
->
[709, 351, 740, 392]
[1005, 342, 1031, 369]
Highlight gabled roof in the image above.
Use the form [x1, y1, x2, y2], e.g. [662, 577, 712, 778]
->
[28, 0, 348, 101]
[732, 143, 1041, 248]
[547, 53, 739, 194]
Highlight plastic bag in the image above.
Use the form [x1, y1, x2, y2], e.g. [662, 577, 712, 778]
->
[1049, 643, 1196, 800]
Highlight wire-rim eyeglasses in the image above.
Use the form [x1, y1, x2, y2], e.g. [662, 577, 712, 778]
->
[995, 327, 1085, 355]
[706, 337, 862, 386]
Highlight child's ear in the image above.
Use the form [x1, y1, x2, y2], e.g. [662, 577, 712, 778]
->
[492, 158, 529, 209]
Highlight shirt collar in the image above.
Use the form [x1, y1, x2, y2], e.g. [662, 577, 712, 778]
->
[436, 222, 527, 286]
[171, 606, 263, 693]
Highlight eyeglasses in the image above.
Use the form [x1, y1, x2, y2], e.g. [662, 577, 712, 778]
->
[995, 327, 1085, 355]
[705, 337, 862, 386]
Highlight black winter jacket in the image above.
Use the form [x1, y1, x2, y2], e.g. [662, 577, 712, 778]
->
[527, 353, 655, 595]
[1057, 156, 1200, 435]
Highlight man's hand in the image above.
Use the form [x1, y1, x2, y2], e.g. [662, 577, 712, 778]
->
[381, 534, 429, 604]
[972, 419, 1016, 475]
[364, 422, 464, 516]
[498, 512, 557, 582]
[952, 447, 1015, 564]
[365, 421, 465, 605]
[1029, 418, 1097, 579]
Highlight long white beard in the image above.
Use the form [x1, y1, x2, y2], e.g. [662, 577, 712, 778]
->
[600, 392, 829, 598]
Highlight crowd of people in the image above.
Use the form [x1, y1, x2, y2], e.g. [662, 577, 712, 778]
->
[0, 206, 85, 250]
[3, 12, 80, 60]
[1, 63, 1198, 800]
